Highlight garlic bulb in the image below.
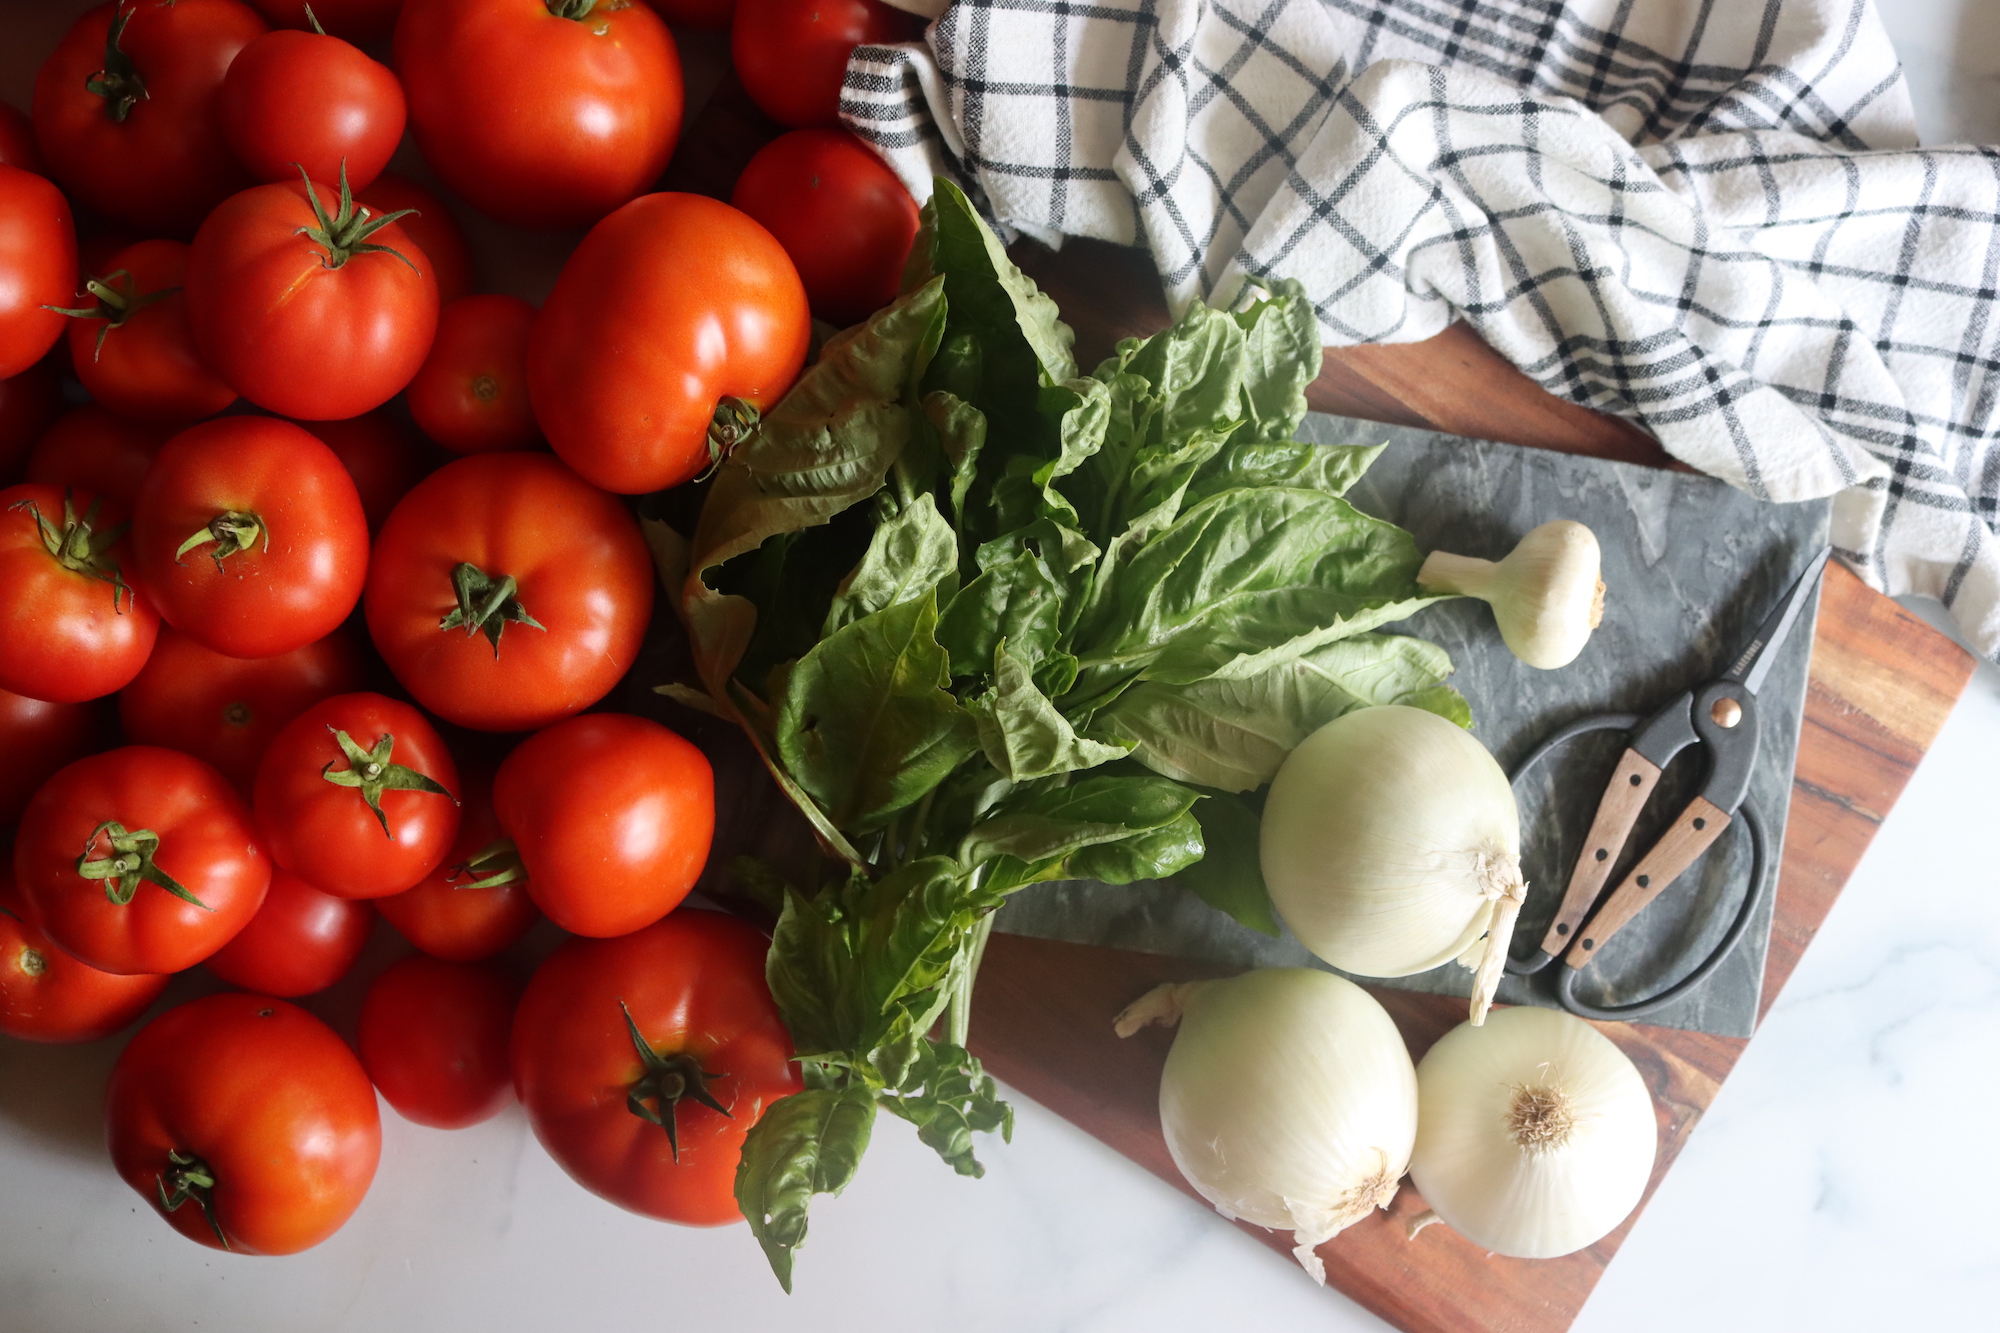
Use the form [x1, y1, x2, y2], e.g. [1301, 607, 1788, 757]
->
[1418, 520, 1605, 669]
[1115, 969, 1418, 1284]
[1260, 704, 1526, 1024]
[1410, 1005, 1656, 1258]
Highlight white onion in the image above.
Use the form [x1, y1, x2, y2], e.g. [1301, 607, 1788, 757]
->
[1410, 1005, 1656, 1258]
[1260, 704, 1526, 1024]
[1115, 969, 1418, 1283]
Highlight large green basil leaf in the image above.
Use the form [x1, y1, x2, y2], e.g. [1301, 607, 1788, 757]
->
[877, 1039, 1014, 1179]
[936, 548, 1064, 678]
[1183, 439, 1384, 507]
[1230, 277, 1322, 443]
[1169, 791, 1282, 936]
[958, 773, 1199, 866]
[824, 493, 959, 636]
[735, 1084, 878, 1293]
[967, 641, 1132, 781]
[906, 180, 1076, 393]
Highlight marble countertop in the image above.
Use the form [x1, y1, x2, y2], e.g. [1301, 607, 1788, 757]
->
[3, 3, 1998, 1330]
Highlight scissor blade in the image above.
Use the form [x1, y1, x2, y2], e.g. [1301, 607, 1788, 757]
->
[1721, 546, 1832, 696]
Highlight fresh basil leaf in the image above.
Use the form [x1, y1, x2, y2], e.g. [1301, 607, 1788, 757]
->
[1169, 791, 1282, 935]
[924, 390, 988, 529]
[824, 493, 959, 636]
[1183, 439, 1385, 507]
[877, 1039, 1013, 1178]
[968, 641, 1133, 781]
[1230, 277, 1322, 443]
[1401, 682, 1476, 728]
[969, 774, 1203, 890]
[735, 1084, 878, 1294]
[1067, 808, 1205, 883]
[908, 180, 1077, 393]
[936, 548, 1064, 678]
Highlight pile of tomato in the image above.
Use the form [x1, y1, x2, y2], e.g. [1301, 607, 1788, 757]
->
[0, 0, 922, 1256]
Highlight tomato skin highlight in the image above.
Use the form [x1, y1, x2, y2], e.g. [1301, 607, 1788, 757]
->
[395, 0, 684, 231]
[364, 452, 653, 732]
[0, 894, 168, 1043]
[254, 691, 461, 900]
[359, 173, 473, 304]
[0, 688, 101, 828]
[106, 992, 382, 1255]
[185, 177, 439, 421]
[513, 910, 801, 1225]
[406, 295, 541, 455]
[13, 746, 270, 976]
[26, 408, 171, 511]
[376, 767, 539, 962]
[0, 164, 76, 382]
[732, 0, 913, 129]
[528, 193, 810, 494]
[359, 953, 517, 1129]
[62, 240, 238, 425]
[118, 626, 368, 793]
[0, 483, 161, 705]
[131, 417, 370, 660]
[220, 29, 406, 193]
[33, 0, 268, 237]
[204, 868, 374, 997]
[493, 713, 714, 939]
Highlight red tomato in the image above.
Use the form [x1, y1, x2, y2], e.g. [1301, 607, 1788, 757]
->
[376, 767, 539, 962]
[32, 1, 267, 237]
[106, 992, 381, 1254]
[358, 953, 515, 1128]
[185, 176, 439, 420]
[0, 688, 101, 828]
[13, 746, 269, 975]
[58, 241, 237, 424]
[359, 173, 472, 304]
[219, 29, 405, 192]
[25, 408, 170, 511]
[303, 411, 433, 536]
[0, 484, 160, 704]
[493, 713, 713, 939]
[528, 193, 809, 493]
[250, 0, 405, 43]
[364, 453, 653, 731]
[0, 164, 76, 382]
[731, 128, 921, 326]
[394, 0, 684, 230]
[406, 295, 540, 455]
[254, 691, 461, 899]
[0, 360, 61, 482]
[645, 0, 736, 27]
[732, 0, 913, 129]
[0, 103, 45, 176]
[204, 868, 373, 997]
[512, 911, 800, 1224]
[1, 898, 168, 1043]
[130, 417, 368, 660]
[118, 627, 367, 792]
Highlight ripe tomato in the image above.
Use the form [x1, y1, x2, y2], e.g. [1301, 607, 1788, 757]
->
[13, 746, 269, 976]
[364, 453, 653, 731]
[359, 173, 472, 304]
[512, 911, 800, 1224]
[0, 688, 101, 828]
[1, 896, 168, 1043]
[376, 767, 539, 962]
[254, 692, 461, 899]
[25, 408, 171, 510]
[394, 0, 683, 230]
[118, 627, 367, 792]
[406, 296, 540, 455]
[219, 28, 405, 192]
[0, 103, 45, 176]
[303, 410, 433, 535]
[250, 0, 404, 44]
[732, 0, 913, 129]
[0, 484, 160, 704]
[731, 128, 921, 326]
[57, 241, 237, 424]
[185, 176, 439, 420]
[32, 0, 267, 237]
[358, 953, 516, 1128]
[0, 164, 76, 381]
[493, 713, 713, 939]
[528, 194, 809, 493]
[0, 360, 61, 482]
[106, 992, 381, 1254]
[204, 868, 373, 997]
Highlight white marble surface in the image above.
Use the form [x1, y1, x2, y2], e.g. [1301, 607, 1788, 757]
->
[4, 3, 2000, 1330]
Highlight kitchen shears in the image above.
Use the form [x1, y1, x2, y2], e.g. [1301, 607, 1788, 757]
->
[1503, 546, 1832, 1021]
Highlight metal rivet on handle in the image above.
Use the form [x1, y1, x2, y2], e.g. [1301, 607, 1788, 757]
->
[1712, 697, 1743, 728]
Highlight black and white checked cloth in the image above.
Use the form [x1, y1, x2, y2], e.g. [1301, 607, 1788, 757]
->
[842, 0, 2000, 660]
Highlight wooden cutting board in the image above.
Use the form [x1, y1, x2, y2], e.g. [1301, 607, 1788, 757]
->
[664, 78, 1978, 1333]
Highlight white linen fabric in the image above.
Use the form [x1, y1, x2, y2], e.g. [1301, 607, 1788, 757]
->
[840, 0, 2000, 659]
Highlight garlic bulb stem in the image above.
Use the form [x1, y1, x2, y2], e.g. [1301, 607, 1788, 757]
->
[1419, 520, 1606, 670]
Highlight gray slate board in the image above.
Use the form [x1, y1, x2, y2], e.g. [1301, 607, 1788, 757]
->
[995, 413, 1830, 1039]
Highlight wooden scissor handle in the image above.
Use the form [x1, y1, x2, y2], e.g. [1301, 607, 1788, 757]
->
[1564, 796, 1734, 969]
[1536, 747, 1661, 957]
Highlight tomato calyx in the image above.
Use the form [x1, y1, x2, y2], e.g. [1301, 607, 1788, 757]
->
[9, 491, 137, 612]
[702, 398, 762, 479]
[84, 6, 148, 125]
[75, 820, 212, 910]
[544, 0, 605, 20]
[446, 838, 527, 890]
[619, 999, 732, 1162]
[156, 1148, 230, 1250]
[295, 163, 421, 273]
[173, 510, 270, 571]
[439, 562, 547, 656]
[320, 726, 459, 839]
[44, 270, 183, 362]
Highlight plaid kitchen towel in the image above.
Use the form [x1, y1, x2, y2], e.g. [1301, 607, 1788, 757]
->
[842, 0, 2000, 661]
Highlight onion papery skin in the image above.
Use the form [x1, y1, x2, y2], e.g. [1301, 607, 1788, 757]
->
[1260, 705, 1521, 977]
[1157, 969, 1417, 1280]
[1411, 1005, 1656, 1258]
